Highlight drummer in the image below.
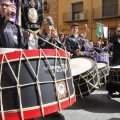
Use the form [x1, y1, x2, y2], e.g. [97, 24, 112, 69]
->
[65, 23, 89, 57]
[106, 24, 120, 99]
[38, 16, 65, 50]
[0, 0, 29, 49]
[37, 16, 66, 120]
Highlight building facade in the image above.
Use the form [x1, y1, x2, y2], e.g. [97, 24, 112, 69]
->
[44, 0, 120, 43]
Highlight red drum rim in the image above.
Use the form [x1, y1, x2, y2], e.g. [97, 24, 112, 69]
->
[0, 95, 76, 120]
[0, 49, 70, 63]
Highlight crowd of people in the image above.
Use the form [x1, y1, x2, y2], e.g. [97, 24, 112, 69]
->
[0, 0, 120, 120]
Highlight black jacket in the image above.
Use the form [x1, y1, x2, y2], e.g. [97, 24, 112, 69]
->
[65, 34, 86, 56]
[110, 34, 120, 65]
[0, 17, 28, 49]
[38, 33, 65, 50]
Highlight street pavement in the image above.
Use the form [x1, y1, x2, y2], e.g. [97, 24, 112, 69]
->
[35, 86, 120, 120]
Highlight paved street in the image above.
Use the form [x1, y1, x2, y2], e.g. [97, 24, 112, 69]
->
[35, 86, 120, 120]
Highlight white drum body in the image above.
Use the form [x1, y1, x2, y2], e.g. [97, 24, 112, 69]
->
[97, 61, 109, 86]
[70, 55, 99, 98]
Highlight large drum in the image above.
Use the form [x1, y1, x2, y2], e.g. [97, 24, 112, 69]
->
[0, 49, 76, 120]
[97, 61, 109, 87]
[70, 55, 99, 98]
[109, 65, 120, 85]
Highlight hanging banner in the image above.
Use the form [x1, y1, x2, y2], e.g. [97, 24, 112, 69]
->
[21, 0, 43, 34]
[103, 26, 108, 39]
[97, 23, 104, 37]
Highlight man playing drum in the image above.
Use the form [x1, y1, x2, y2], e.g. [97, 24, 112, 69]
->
[0, 1, 65, 120]
[0, 0, 28, 49]
[106, 24, 120, 99]
[65, 23, 89, 57]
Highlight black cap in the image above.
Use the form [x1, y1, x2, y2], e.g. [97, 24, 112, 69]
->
[71, 23, 78, 29]
[45, 16, 54, 26]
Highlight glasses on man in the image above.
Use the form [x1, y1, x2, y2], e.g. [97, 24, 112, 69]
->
[0, 3, 11, 7]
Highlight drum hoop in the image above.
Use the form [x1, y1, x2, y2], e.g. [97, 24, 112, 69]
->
[97, 61, 108, 64]
[97, 61, 109, 70]
[0, 49, 70, 63]
[110, 65, 120, 70]
[71, 55, 95, 61]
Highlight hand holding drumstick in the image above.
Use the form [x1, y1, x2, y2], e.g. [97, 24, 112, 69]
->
[83, 24, 89, 39]
[51, 27, 58, 40]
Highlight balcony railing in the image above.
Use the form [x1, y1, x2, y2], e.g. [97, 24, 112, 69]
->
[63, 10, 88, 22]
[93, 4, 120, 19]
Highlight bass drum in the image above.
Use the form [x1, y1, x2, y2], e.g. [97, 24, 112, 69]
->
[0, 49, 76, 120]
[109, 65, 120, 85]
[70, 55, 99, 98]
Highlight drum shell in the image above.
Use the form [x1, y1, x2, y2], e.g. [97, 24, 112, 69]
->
[70, 55, 99, 98]
[109, 65, 120, 84]
[97, 61, 109, 86]
[0, 49, 76, 120]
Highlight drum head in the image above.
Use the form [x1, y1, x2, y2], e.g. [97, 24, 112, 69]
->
[97, 62, 107, 69]
[111, 65, 120, 69]
[70, 56, 95, 76]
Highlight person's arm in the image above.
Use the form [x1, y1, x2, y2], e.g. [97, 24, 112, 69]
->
[83, 27, 89, 39]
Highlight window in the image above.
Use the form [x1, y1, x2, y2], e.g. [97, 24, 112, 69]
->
[102, 0, 118, 17]
[72, 2, 83, 20]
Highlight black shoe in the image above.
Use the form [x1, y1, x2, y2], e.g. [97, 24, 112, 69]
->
[108, 92, 112, 99]
[51, 112, 65, 120]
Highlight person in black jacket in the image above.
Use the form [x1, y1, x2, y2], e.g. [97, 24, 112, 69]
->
[0, 0, 28, 49]
[65, 23, 89, 57]
[106, 24, 120, 99]
[38, 16, 65, 120]
[39, 16, 65, 50]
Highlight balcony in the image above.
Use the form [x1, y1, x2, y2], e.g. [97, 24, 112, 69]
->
[63, 10, 88, 23]
[93, 4, 120, 20]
